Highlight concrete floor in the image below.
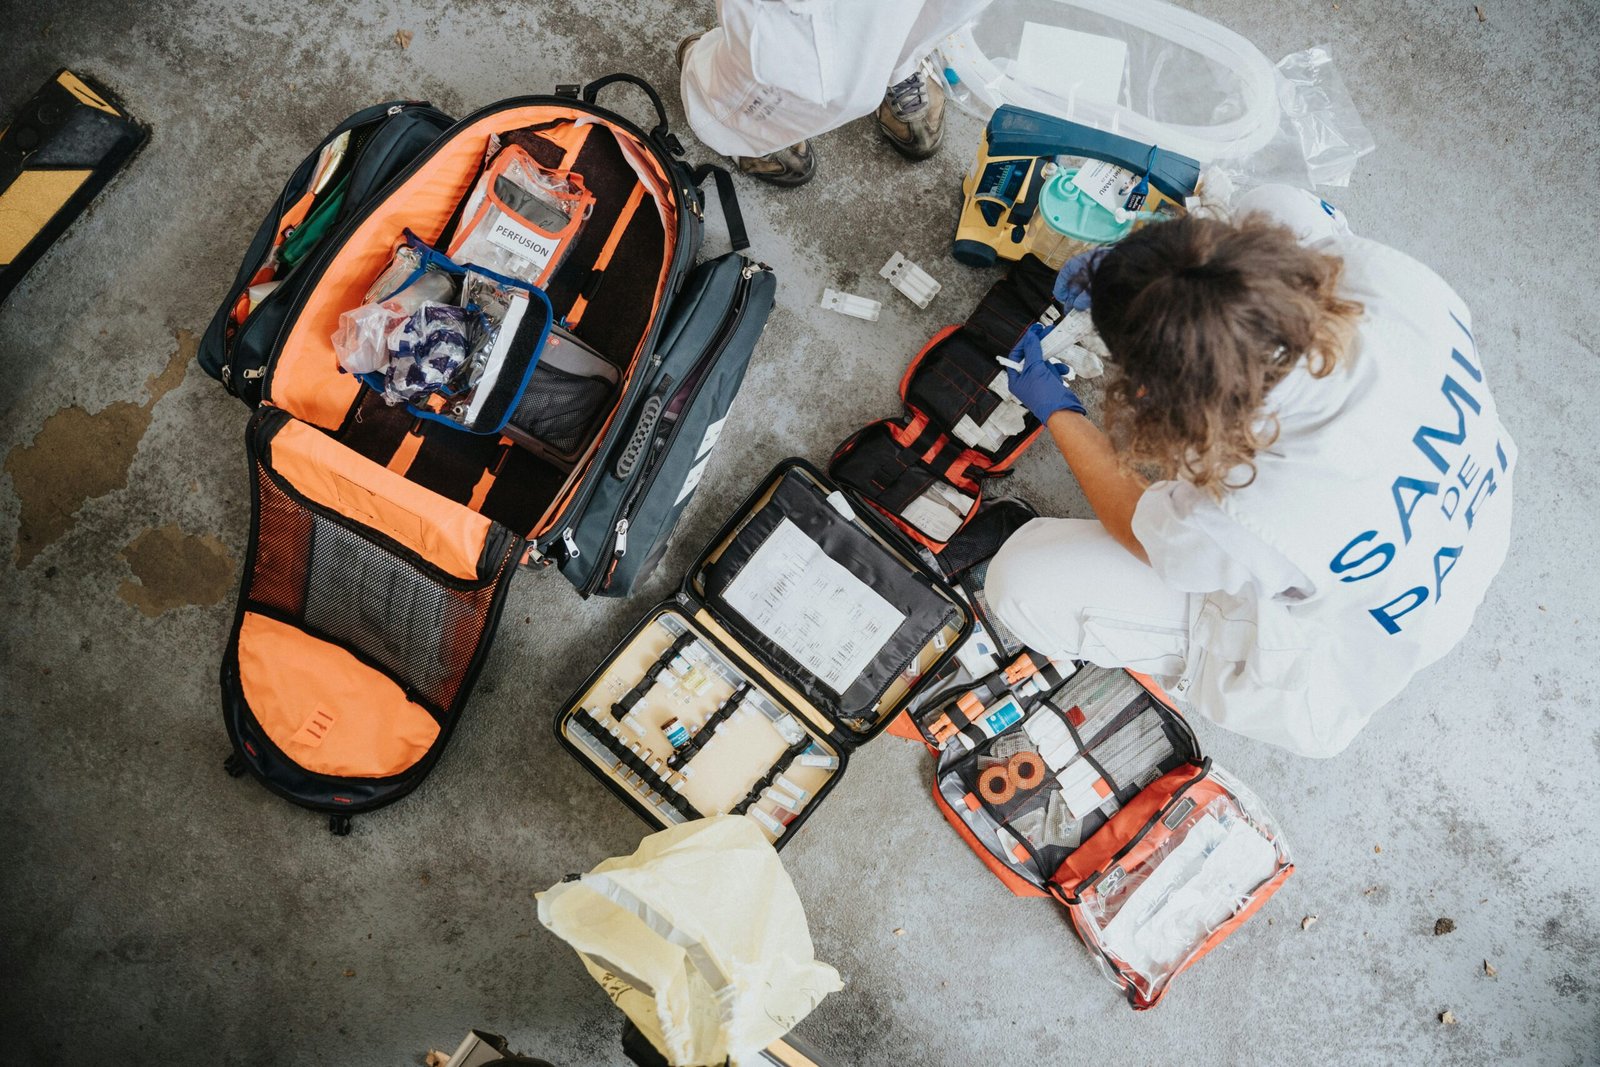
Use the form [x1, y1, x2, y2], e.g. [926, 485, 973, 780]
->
[3, 2, 1598, 1064]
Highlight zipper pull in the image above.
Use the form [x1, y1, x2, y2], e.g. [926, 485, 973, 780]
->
[387, 104, 404, 116]
[740, 260, 771, 279]
[613, 518, 630, 559]
[561, 529, 580, 561]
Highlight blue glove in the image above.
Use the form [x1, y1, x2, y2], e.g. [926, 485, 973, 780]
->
[1052, 248, 1109, 311]
[1003, 325, 1086, 423]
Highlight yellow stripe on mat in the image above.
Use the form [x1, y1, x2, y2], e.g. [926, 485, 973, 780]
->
[0, 169, 93, 264]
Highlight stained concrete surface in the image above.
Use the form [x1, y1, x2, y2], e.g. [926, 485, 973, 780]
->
[2, 1, 1597, 1064]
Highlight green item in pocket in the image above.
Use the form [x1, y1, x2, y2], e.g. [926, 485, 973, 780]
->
[279, 172, 350, 268]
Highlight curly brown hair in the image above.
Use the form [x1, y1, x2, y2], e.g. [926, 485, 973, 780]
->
[1085, 213, 1364, 493]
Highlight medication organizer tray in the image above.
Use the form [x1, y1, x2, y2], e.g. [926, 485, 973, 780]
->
[556, 459, 971, 845]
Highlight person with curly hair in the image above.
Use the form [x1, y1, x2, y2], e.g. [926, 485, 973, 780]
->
[985, 186, 1517, 757]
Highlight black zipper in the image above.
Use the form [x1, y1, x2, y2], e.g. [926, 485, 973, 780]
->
[582, 262, 762, 594]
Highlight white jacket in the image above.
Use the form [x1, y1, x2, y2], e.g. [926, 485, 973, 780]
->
[1134, 192, 1517, 756]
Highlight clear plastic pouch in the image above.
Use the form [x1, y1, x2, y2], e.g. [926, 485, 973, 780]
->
[448, 145, 594, 287]
[1072, 766, 1292, 1005]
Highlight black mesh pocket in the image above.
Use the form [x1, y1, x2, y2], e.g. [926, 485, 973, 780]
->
[507, 362, 612, 456]
[248, 459, 511, 713]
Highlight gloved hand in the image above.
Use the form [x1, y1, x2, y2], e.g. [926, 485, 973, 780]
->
[1052, 247, 1109, 311]
[1004, 325, 1086, 424]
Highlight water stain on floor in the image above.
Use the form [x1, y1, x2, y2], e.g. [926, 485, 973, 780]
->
[116, 523, 236, 616]
[5, 330, 194, 568]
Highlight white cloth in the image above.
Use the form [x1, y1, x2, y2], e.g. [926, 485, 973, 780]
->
[988, 186, 1517, 758]
[679, 0, 991, 157]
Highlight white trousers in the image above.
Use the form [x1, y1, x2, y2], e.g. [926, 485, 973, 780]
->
[985, 517, 1193, 680]
[679, 0, 991, 157]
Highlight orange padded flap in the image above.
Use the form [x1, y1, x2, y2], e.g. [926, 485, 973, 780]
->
[238, 612, 440, 778]
[267, 418, 492, 580]
[1052, 764, 1208, 892]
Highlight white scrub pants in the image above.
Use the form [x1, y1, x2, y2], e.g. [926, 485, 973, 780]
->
[679, 0, 991, 158]
[985, 517, 1192, 680]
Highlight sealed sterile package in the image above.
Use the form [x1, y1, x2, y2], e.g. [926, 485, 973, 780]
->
[448, 145, 594, 287]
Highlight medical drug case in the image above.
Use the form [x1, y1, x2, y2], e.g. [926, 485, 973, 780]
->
[914, 645, 1293, 1009]
[211, 76, 777, 830]
[556, 460, 972, 847]
[829, 257, 1058, 551]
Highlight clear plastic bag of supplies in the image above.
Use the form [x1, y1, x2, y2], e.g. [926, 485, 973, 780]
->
[935, 0, 1373, 187]
[1072, 765, 1292, 1005]
[448, 145, 594, 287]
[332, 245, 457, 375]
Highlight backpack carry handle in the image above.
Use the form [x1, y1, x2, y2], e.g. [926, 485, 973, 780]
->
[691, 163, 750, 253]
[581, 74, 671, 142]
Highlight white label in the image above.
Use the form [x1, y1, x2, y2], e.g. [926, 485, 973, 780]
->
[1072, 158, 1140, 216]
[694, 416, 726, 460]
[672, 418, 729, 506]
[722, 517, 906, 693]
[487, 214, 561, 276]
[674, 456, 709, 506]
[1016, 23, 1128, 106]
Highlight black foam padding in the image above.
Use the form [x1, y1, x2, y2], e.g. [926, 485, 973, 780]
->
[703, 470, 957, 718]
[542, 126, 643, 320]
[572, 206, 666, 365]
[478, 445, 569, 533]
[502, 126, 568, 169]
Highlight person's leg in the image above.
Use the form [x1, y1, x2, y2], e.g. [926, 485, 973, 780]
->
[876, 0, 991, 159]
[984, 517, 1191, 678]
[679, 0, 930, 185]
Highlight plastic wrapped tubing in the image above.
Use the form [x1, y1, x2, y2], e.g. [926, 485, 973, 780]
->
[934, 0, 1373, 188]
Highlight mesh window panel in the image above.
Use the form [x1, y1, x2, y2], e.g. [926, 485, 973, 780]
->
[247, 467, 313, 616]
[508, 364, 612, 455]
[249, 465, 503, 712]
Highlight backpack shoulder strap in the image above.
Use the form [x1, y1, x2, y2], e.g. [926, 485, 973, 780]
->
[691, 163, 749, 253]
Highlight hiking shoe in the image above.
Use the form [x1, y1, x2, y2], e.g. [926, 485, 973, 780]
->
[732, 141, 815, 186]
[678, 30, 816, 187]
[877, 65, 945, 160]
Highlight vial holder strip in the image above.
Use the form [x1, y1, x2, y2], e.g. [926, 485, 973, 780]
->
[729, 740, 810, 816]
[574, 707, 700, 822]
[667, 682, 751, 770]
[611, 630, 697, 720]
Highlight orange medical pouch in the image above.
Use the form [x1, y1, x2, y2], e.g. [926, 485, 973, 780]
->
[914, 651, 1293, 1008]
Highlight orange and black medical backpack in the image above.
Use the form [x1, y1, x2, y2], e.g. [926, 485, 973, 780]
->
[203, 76, 776, 831]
